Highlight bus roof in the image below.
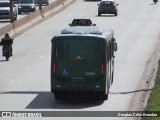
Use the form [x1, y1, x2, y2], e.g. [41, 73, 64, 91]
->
[52, 26, 114, 42]
[61, 26, 103, 35]
[101, 0, 115, 2]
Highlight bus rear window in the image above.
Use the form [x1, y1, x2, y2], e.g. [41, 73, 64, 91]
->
[56, 37, 103, 62]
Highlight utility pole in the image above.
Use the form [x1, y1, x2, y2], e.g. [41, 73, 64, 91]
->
[38, 0, 43, 16]
[39, 0, 42, 11]
[9, 0, 14, 23]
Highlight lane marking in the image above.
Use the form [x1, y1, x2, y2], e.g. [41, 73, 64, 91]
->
[25, 66, 31, 71]
[40, 55, 45, 59]
[9, 80, 15, 85]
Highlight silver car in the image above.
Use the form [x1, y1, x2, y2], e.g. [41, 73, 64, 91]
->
[0, 0, 17, 21]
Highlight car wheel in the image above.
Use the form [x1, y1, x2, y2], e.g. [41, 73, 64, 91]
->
[33, 9, 36, 12]
[115, 12, 118, 16]
[98, 12, 101, 16]
[18, 11, 21, 14]
[61, 92, 68, 100]
[95, 92, 108, 100]
[55, 92, 60, 100]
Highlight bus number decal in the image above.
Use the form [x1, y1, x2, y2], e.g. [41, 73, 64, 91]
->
[85, 72, 95, 76]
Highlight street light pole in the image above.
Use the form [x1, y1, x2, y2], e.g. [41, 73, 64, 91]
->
[9, 0, 14, 23]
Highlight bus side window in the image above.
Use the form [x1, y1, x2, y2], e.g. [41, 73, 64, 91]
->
[107, 43, 111, 61]
[111, 40, 114, 57]
[109, 41, 112, 61]
[106, 44, 109, 63]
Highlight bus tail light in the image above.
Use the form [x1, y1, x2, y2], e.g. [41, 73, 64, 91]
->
[53, 43, 56, 75]
[102, 64, 104, 76]
[97, 64, 104, 80]
[53, 63, 56, 75]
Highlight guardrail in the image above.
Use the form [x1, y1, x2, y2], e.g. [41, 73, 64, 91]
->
[0, 0, 73, 38]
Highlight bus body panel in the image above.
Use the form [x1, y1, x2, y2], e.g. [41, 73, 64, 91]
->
[51, 36, 107, 91]
[50, 28, 116, 100]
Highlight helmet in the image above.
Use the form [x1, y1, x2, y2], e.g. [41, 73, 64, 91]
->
[5, 33, 9, 37]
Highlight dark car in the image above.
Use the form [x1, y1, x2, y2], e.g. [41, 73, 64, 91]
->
[98, 0, 119, 16]
[0, 0, 17, 21]
[35, 0, 49, 6]
[13, 0, 19, 3]
[18, 0, 36, 14]
[69, 19, 96, 26]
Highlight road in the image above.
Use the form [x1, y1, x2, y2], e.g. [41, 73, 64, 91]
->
[0, 0, 160, 119]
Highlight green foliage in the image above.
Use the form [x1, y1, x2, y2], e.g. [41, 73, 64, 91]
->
[142, 60, 160, 120]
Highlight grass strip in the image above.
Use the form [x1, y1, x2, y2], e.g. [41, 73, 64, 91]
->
[142, 60, 160, 120]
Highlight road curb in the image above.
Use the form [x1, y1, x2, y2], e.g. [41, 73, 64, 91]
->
[127, 37, 160, 120]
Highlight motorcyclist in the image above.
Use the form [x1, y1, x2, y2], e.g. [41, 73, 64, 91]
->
[153, 0, 158, 4]
[0, 33, 14, 56]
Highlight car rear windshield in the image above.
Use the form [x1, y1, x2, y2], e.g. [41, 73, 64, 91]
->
[100, 1, 114, 6]
[19, 0, 33, 4]
[0, 2, 9, 7]
[72, 19, 92, 26]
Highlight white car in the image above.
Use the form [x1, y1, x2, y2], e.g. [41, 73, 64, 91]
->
[0, 0, 17, 21]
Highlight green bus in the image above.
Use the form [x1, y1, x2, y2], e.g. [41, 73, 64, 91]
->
[51, 27, 117, 100]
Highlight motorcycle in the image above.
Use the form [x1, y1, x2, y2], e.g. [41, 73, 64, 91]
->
[153, 0, 158, 4]
[3, 45, 12, 61]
